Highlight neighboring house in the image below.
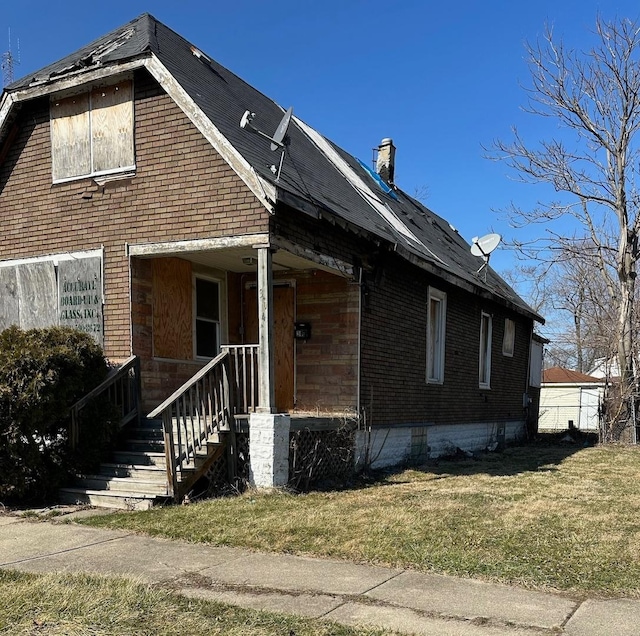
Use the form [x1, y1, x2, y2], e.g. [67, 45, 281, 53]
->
[539, 367, 604, 432]
[0, 14, 544, 505]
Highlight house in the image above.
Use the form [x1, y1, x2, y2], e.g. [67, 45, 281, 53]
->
[538, 367, 604, 432]
[0, 14, 544, 506]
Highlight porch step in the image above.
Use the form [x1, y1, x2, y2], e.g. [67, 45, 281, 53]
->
[120, 438, 166, 452]
[73, 475, 169, 496]
[58, 487, 158, 511]
[99, 462, 166, 480]
[111, 450, 166, 467]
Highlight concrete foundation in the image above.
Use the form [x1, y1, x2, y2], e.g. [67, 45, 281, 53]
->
[249, 412, 291, 488]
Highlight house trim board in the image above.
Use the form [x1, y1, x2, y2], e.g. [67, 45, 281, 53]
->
[142, 56, 276, 214]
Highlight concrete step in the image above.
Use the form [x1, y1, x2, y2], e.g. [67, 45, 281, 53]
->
[75, 475, 169, 496]
[58, 487, 159, 511]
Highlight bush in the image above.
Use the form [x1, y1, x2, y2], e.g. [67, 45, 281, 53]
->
[0, 325, 119, 503]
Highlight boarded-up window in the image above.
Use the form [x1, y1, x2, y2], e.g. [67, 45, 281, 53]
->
[0, 252, 104, 347]
[152, 258, 193, 360]
[50, 79, 134, 182]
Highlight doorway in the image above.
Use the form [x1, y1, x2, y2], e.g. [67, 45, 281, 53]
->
[243, 282, 295, 412]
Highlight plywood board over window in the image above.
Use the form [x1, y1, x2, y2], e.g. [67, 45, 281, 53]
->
[91, 82, 134, 173]
[152, 258, 193, 360]
[51, 93, 91, 181]
[50, 78, 134, 182]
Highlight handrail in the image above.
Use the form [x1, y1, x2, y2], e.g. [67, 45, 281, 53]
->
[148, 351, 234, 499]
[69, 355, 141, 448]
[222, 344, 259, 414]
[148, 345, 259, 500]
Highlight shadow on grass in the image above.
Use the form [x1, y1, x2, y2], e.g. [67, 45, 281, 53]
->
[357, 430, 599, 485]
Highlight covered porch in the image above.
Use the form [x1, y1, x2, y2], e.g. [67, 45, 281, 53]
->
[125, 232, 360, 497]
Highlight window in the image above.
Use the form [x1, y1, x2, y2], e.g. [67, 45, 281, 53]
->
[426, 287, 446, 383]
[479, 312, 492, 388]
[194, 277, 220, 358]
[50, 79, 134, 182]
[503, 318, 515, 357]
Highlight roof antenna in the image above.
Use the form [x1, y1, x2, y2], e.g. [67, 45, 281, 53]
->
[471, 233, 501, 281]
[2, 28, 19, 87]
[240, 106, 293, 181]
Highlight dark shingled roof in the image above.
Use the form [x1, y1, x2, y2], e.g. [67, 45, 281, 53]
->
[6, 13, 541, 322]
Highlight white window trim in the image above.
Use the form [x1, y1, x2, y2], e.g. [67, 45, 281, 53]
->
[479, 311, 492, 389]
[426, 287, 447, 384]
[193, 274, 222, 360]
[503, 318, 515, 357]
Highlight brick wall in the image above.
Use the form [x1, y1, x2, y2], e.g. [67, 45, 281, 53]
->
[359, 253, 534, 426]
[292, 269, 359, 413]
[273, 206, 535, 428]
[0, 69, 270, 362]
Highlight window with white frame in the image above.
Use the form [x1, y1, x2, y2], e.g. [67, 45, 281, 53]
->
[50, 78, 135, 182]
[426, 287, 447, 383]
[503, 318, 515, 357]
[479, 312, 492, 388]
[194, 277, 220, 358]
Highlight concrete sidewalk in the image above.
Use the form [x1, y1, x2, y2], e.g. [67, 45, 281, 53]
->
[1, 512, 639, 635]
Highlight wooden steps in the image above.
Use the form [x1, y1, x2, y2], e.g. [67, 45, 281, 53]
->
[59, 418, 228, 510]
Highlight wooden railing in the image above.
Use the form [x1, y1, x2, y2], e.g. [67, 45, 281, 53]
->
[222, 344, 259, 415]
[69, 355, 141, 448]
[147, 350, 234, 498]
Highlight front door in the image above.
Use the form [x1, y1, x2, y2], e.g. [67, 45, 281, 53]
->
[244, 284, 295, 412]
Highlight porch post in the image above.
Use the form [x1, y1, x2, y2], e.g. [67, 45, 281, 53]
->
[249, 245, 290, 488]
[256, 245, 275, 413]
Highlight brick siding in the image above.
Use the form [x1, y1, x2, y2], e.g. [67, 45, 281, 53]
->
[0, 69, 270, 362]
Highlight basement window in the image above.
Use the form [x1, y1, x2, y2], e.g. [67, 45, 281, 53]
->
[50, 79, 135, 182]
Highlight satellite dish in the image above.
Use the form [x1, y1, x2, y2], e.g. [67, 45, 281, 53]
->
[239, 106, 293, 181]
[239, 107, 293, 151]
[470, 233, 501, 278]
[271, 107, 293, 151]
[471, 233, 501, 258]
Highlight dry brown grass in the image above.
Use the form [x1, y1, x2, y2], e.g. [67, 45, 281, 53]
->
[0, 570, 393, 635]
[84, 439, 640, 596]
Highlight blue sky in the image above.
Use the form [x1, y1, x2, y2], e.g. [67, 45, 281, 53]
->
[2, 1, 639, 283]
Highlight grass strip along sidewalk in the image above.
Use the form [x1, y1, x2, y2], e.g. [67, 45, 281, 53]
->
[82, 440, 640, 598]
[0, 569, 393, 636]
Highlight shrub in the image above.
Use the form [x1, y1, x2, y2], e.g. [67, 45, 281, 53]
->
[0, 325, 118, 503]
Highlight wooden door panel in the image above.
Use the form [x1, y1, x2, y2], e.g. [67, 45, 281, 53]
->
[244, 285, 294, 412]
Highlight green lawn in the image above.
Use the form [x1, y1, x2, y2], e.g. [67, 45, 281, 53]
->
[0, 569, 393, 636]
[82, 439, 640, 597]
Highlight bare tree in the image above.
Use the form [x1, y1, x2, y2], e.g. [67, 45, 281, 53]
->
[492, 16, 640, 421]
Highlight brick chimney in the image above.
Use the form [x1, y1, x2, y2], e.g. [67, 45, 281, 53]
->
[376, 138, 396, 185]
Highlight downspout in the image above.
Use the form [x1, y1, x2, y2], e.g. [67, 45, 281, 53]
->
[525, 324, 534, 438]
[357, 266, 363, 420]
